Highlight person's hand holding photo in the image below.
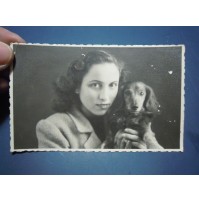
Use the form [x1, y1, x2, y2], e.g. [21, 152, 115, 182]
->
[0, 27, 25, 122]
[0, 27, 25, 93]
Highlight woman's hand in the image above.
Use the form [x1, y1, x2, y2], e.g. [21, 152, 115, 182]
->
[114, 128, 147, 149]
[0, 27, 25, 93]
[142, 123, 164, 149]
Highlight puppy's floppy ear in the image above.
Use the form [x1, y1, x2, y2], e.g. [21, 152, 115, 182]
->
[144, 85, 159, 114]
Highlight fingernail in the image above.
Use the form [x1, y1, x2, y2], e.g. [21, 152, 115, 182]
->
[0, 42, 13, 67]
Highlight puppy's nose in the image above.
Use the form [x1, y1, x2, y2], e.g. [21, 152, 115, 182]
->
[131, 106, 138, 111]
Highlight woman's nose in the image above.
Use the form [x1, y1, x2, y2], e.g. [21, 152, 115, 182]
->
[99, 87, 109, 101]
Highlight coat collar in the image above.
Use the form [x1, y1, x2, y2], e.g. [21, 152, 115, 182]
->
[67, 106, 93, 133]
[67, 106, 102, 148]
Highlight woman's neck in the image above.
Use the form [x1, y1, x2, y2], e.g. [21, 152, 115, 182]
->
[79, 103, 103, 120]
[78, 104, 107, 141]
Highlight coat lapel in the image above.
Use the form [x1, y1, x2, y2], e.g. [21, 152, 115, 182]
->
[84, 132, 102, 149]
[68, 107, 102, 148]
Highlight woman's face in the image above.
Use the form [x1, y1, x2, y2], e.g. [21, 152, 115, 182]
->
[79, 62, 120, 117]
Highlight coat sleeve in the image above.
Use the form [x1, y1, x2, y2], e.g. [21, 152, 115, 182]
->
[36, 119, 70, 149]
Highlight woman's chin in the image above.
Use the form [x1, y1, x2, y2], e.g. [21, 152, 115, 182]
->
[92, 109, 108, 116]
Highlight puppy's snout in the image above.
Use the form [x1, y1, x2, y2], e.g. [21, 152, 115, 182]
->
[131, 106, 138, 111]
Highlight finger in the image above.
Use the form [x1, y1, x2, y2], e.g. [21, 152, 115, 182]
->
[121, 133, 140, 141]
[100, 141, 106, 149]
[0, 42, 14, 71]
[124, 128, 139, 135]
[125, 140, 132, 149]
[119, 138, 127, 149]
[131, 141, 147, 149]
[114, 130, 123, 148]
[0, 27, 25, 44]
[114, 136, 122, 149]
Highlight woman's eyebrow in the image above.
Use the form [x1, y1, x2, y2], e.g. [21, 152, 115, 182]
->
[88, 80, 119, 84]
[89, 80, 102, 83]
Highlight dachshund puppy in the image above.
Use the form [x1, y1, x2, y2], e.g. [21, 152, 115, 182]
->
[105, 81, 163, 149]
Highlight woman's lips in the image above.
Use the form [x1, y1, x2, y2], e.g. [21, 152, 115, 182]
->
[96, 104, 110, 109]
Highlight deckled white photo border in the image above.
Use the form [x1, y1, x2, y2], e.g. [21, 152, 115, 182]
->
[10, 44, 185, 153]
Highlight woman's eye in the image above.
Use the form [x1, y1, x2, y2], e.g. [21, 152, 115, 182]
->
[90, 83, 101, 89]
[110, 82, 118, 88]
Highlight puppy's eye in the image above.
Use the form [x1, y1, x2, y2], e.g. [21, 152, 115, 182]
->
[140, 91, 145, 96]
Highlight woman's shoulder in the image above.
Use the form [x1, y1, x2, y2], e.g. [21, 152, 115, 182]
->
[36, 112, 75, 131]
[36, 113, 74, 148]
[43, 112, 70, 122]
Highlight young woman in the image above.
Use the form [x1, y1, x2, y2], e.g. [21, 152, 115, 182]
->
[36, 50, 162, 149]
[0, 28, 162, 149]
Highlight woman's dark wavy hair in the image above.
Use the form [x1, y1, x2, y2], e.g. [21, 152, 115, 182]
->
[53, 50, 128, 112]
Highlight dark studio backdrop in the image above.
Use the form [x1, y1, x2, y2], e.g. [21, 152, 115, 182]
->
[0, 26, 199, 175]
[13, 45, 182, 150]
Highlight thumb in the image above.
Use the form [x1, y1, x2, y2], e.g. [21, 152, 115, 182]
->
[0, 42, 13, 71]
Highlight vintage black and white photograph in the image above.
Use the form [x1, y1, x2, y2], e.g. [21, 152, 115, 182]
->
[10, 44, 184, 152]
